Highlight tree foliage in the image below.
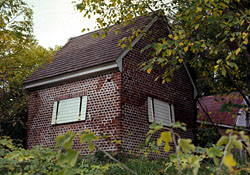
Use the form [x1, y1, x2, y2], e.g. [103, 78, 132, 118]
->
[74, 0, 250, 112]
[0, 0, 59, 143]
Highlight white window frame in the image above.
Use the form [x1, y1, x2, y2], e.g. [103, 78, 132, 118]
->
[148, 97, 175, 127]
[51, 96, 88, 125]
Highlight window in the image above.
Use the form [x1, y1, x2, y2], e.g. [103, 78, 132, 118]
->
[51, 96, 87, 125]
[148, 97, 175, 127]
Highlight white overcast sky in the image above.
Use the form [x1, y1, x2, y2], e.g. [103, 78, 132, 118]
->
[26, 0, 96, 48]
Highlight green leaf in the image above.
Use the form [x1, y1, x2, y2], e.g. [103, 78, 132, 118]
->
[221, 66, 226, 76]
[80, 131, 98, 151]
[178, 139, 195, 153]
[56, 131, 76, 149]
[166, 50, 171, 57]
[207, 147, 223, 158]
[172, 122, 186, 131]
[149, 122, 163, 130]
[217, 136, 229, 146]
[93, 32, 99, 39]
[146, 135, 152, 144]
[231, 140, 242, 150]
[67, 149, 78, 167]
[57, 149, 78, 167]
[228, 62, 238, 70]
[188, 155, 201, 175]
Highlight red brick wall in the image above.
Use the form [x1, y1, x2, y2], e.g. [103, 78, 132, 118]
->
[120, 19, 196, 157]
[27, 72, 122, 154]
[27, 19, 195, 157]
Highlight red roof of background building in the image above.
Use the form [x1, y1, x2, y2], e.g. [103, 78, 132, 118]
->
[197, 93, 244, 126]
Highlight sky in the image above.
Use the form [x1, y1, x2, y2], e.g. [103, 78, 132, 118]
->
[26, 0, 96, 48]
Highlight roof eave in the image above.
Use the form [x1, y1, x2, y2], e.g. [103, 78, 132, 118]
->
[196, 120, 250, 131]
[23, 61, 119, 89]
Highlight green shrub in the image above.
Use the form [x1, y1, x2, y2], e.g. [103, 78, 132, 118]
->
[196, 127, 221, 147]
[1, 123, 249, 175]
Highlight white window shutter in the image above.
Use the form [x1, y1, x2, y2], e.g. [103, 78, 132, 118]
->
[148, 97, 154, 122]
[171, 104, 175, 123]
[80, 96, 88, 121]
[57, 97, 81, 124]
[51, 101, 58, 125]
[154, 99, 171, 127]
[236, 109, 246, 127]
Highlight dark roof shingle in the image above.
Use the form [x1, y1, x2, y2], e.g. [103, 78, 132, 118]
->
[197, 93, 244, 126]
[24, 16, 153, 83]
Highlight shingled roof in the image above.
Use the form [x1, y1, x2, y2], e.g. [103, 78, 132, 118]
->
[197, 93, 244, 126]
[24, 16, 153, 84]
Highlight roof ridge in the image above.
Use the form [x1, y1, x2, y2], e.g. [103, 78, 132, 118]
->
[24, 14, 155, 84]
[68, 15, 153, 41]
[68, 27, 104, 41]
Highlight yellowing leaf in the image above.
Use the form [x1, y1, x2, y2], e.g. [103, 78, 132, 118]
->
[127, 13, 133, 20]
[217, 136, 229, 146]
[243, 38, 248, 45]
[147, 68, 152, 74]
[166, 50, 171, 57]
[230, 37, 235, 42]
[174, 35, 178, 40]
[220, 2, 228, 9]
[196, 7, 202, 12]
[179, 42, 184, 46]
[214, 65, 219, 73]
[195, 24, 199, 30]
[178, 59, 183, 63]
[121, 44, 126, 48]
[226, 54, 231, 60]
[184, 46, 188, 52]
[223, 155, 236, 171]
[178, 139, 195, 153]
[157, 131, 172, 152]
[112, 140, 121, 144]
[168, 34, 173, 39]
[242, 32, 248, 39]
[235, 48, 241, 55]
[221, 66, 226, 76]
[216, 59, 222, 64]
[201, 43, 206, 48]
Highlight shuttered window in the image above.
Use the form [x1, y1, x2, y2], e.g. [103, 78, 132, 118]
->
[51, 96, 88, 125]
[148, 97, 175, 127]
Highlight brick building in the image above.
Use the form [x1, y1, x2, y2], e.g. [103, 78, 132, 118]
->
[24, 16, 197, 155]
[197, 93, 250, 133]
